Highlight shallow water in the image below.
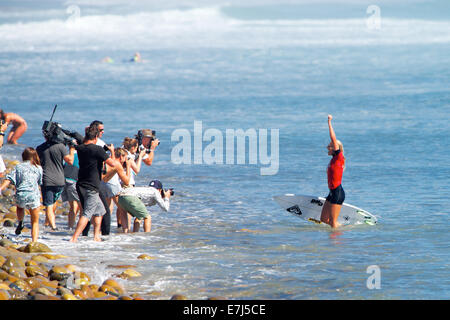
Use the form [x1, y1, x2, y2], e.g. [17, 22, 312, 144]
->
[0, 0, 449, 299]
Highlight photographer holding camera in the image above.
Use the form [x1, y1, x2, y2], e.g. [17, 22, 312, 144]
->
[36, 128, 76, 231]
[117, 179, 172, 233]
[136, 129, 160, 166]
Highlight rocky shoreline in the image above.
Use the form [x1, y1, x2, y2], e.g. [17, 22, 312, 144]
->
[0, 158, 198, 300]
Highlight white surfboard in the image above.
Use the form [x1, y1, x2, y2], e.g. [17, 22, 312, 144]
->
[274, 194, 377, 226]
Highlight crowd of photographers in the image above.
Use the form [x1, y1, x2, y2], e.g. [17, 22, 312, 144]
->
[0, 116, 173, 243]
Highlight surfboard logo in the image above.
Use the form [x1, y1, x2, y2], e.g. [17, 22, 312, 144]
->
[310, 199, 323, 206]
[287, 205, 302, 216]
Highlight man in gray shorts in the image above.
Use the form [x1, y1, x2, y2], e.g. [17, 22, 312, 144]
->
[70, 125, 116, 242]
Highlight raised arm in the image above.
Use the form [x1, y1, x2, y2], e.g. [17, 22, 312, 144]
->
[328, 114, 339, 151]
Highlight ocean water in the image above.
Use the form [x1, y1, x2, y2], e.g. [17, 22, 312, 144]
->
[0, 0, 449, 299]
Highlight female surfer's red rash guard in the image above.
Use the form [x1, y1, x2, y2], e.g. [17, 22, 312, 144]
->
[327, 150, 345, 190]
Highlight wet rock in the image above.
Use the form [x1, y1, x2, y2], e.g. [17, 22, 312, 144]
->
[2, 219, 15, 227]
[171, 294, 188, 300]
[5, 266, 27, 279]
[137, 254, 156, 260]
[8, 288, 28, 300]
[80, 284, 95, 299]
[25, 265, 48, 278]
[107, 264, 137, 269]
[29, 287, 54, 297]
[99, 285, 119, 297]
[102, 278, 125, 295]
[72, 289, 89, 299]
[0, 239, 14, 248]
[208, 296, 227, 300]
[119, 296, 133, 300]
[93, 291, 108, 298]
[73, 271, 91, 287]
[9, 280, 31, 293]
[49, 266, 72, 286]
[117, 268, 142, 279]
[21, 242, 52, 253]
[33, 293, 60, 300]
[2, 256, 26, 269]
[25, 259, 39, 267]
[57, 287, 73, 296]
[3, 213, 17, 221]
[0, 289, 10, 300]
[62, 293, 79, 300]
[64, 264, 79, 273]
[89, 284, 100, 292]
[30, 254, 49, 263]
[96, 295, 118, 300]
[0, 282, 10, 290]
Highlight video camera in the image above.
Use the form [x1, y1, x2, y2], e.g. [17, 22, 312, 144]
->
[136, 129, 160, 153]
[42, 105, 83, 147]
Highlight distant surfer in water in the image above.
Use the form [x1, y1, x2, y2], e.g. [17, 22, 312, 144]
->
[0, 108, 27, 144]
[130, 52, 142, 62]
[320, 114, 346, 228]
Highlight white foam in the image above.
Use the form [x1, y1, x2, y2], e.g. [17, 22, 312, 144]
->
[0, 7, 449, 53]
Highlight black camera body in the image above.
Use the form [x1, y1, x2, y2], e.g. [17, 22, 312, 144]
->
[161, 188, 174, 198]
[137, 129, 159, 153]
[42, 105, 83, 147]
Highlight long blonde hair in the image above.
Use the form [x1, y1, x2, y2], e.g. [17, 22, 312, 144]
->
[336, 140, 346, 170]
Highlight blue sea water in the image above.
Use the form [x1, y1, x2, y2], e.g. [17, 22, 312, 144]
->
[0, 0, 449, 299]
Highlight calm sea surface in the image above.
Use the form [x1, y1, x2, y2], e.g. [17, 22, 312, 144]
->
[0, 0, 449, 299]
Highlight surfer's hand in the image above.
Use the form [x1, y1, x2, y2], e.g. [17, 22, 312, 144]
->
[328, 114, 333, 122]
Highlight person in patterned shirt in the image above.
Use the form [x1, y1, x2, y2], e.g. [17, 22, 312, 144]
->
[0, 147, 43, 242]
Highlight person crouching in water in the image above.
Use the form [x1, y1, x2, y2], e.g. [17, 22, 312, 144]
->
[0, 148, 42, 242]
[117, 180, 171, 233]
[320, 114, 346, 228]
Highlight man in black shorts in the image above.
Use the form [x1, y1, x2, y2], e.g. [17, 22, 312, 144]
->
[70, 125, 116, 242]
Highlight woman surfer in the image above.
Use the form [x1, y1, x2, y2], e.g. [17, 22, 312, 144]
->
[320, 114, 346, 228]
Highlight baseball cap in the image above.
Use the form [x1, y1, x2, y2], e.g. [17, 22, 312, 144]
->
[149, 180, 163, 189]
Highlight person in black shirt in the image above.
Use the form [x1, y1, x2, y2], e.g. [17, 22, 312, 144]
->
[70, 125, 116, 242]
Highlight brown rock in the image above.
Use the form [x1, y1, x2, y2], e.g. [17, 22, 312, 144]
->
[3, 213, 17, 220]
[62, 293, 79, 300]
[2, 219, 14, 227]
[93, 291, 107, 298]
[72, 289, 88, 299]
[0, 289, 10, 300]
[171, 294, 188, 300]
[0, 239, 14, 248]
[25, 265, 48, 278]
[102, 278, 125, 295]
[30, 254, 49, 263]
[22, 242, 52, 253]
[118, 268, 142, 279]
[2, 256, 26, 269]
[80, 284, 95, 299]
[10, 279, 32, 293]
[137, 254, 156, 260]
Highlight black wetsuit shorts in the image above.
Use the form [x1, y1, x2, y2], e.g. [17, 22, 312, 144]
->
[326, 184, 345, 205]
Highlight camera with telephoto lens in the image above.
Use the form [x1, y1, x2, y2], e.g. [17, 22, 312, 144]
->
[137, 129, 159, 154]
[160, 188, 174, 198]
[42, 105, 83, 147]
